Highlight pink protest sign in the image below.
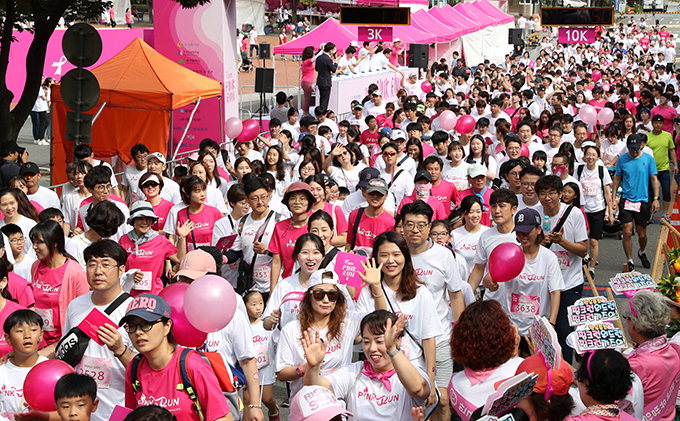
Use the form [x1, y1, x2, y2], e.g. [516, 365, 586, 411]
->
[334, 252, 367, 290]
[77, 308, 118, 346]
[358, 27, 393, 42]
[110, 406, 133, 421]
[558, 28, 596, 44]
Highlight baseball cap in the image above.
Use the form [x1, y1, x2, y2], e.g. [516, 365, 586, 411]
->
[19, 162, 40, 176]
[414, 170, 432, 183]
[290, 386, 353, 421]
[408, 72, 417, 78]
[175, 249, 217, 279]
[140, 173, 162, 186]
[308, 270, 340, 288]
[372, 90, 382, 96]
[380, 127, 393, 137]
[354, 104, 363, 110]
[127, 201, 159, 225]
[514, 208, 541, 233]
[358, 167, 381, 189]
[365, 178, 388, 196]
[627, 133, 645, 151]
[581, 140, 597, 149]
[467, 164, 487, 178]
[652, 114, 665, 123]
[146, 152, 166, 164]
[120, 294, 172, 325]
[515, 355, 574, 397]
[391, 129, 406, 140]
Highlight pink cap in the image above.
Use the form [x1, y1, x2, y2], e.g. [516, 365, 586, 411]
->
[289, 386, 352, 421]
[175, 249, 216, 279]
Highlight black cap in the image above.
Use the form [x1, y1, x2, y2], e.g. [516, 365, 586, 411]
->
[652, 114, 665, 123]
[357, 167, 381, 188]
[19, 162, 39, 176]
[627, 134, 645, 151]
[414, 170, 432, 183]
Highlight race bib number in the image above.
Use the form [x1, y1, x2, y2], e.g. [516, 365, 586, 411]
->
[78, 355, 112, 389]
[582, 180, 599, 197]
[624, 200, 641, 212]
[253, 263, 270, 284]
[255, 344, 269, 369]
[555, 250, 571, 270]
[511, 293, 540, 317]
[133, 271, 152, 291]
[34, 308, 55, 332]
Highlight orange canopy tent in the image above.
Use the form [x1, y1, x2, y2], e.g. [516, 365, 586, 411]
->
[51, 37, 222, 186]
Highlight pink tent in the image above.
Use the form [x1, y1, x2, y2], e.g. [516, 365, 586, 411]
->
[273, 18, 357, 55]
[474, 0, 514, 24]
[429, 5, 482, 34]
[412, 9, 463, 42]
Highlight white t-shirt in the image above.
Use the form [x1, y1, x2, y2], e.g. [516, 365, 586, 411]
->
[62, 292, 135, 421]
[276, 313, 364, 397]
[0, 216, 36, 254]
[374, 155, 417, 178]
[380, 170, 414, 206]
[411, 242, 464, 343]
[357, 284, 442, 370]
[341, 190, 397, 217]
[537, 203, 588, 290]
[231, 211, 280, 292]
[28, 186, 60, 211]
[516, 194, 542, 212]
[326, 361, 428, 421]
[330, 166, 363, 193]
[473, 226, 521, 302]
[160, 176, 182, 204]
[370, 53, 390, 72]
[91, 160, 118, 188]
[452, 225, 489, 276]
[204, 308, 255, 368]
[122, 166, 147, 203]
[13, 253, 36, 283]
[63, 191, 91, 227]
[576, 165, 612, 213]
[250, 319, 275, 384]
[0, 356, 48, 419]
[65, 233, 93, 268]
[501, 246, 564, 335]
[442, 161, 470, 191]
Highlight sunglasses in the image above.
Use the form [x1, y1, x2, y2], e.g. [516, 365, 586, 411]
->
[311, 289, 340, 302]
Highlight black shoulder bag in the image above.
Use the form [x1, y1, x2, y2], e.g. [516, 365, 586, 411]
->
[546, 205, 574, 249]
[237, 211, 275, 294]
[348, 207, 365, 251]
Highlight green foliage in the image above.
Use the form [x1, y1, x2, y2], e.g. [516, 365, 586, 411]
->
[0, 0, 112, 33]
[300, 0, 317, 6]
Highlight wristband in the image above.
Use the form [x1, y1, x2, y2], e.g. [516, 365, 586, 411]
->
[296, 364, 305, 377]
[248, 404, 261, 409]
[387, 345, 401, 358]
[654, 196, 659, 200]
[113, 347, 127, 358]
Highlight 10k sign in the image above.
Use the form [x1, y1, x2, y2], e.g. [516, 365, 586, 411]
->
[358, 26, 393, 42]
[558, 28, 596, 44]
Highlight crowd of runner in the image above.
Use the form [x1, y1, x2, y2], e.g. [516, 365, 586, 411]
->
[0, 12, 677, 421]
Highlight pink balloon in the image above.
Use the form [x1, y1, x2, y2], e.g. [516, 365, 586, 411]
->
[521, 143, 530, 157]
[24, 360, 74, 412]
[455, 115, 476, 135]
[236, 118, 261, 143]
[579, 104, 598, 126]
[438, 110, 457, 131]
[602, 83, 610, 92]
[159, 283, 208, 347]
[184, 275, 237, 333]
[597, 107, 615, 125]
[421, 81, 433, 93]
[488, 243, 525, 283]
[225, 117, 243, 140]
[592, 69, 602, 82]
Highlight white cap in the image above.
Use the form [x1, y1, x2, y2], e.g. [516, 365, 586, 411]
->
[308, 270, 340, 289]
[350, 40, 359, 47]
[468, 163, 487, 178]
[391, 129, 406, 140]
[147, 152, 166, 164]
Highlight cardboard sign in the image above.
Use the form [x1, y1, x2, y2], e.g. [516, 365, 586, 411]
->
[334, 252, 367, 290]
[109, 405, 133, 421]
[609, 271, 656, 296]
[567, 296, 620, 326]
[482, 372, 539, 417]
[77, 308, 118, 346]
[528, 316, 561, 370]
[215, 234, 237, 251]
[573, 322, 626, 353]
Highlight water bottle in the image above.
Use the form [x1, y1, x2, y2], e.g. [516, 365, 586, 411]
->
[542, 215, 551, 232]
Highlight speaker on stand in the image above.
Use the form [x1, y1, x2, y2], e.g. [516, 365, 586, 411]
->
[409, 44, 429, 69]
[255, 67, 274, 127]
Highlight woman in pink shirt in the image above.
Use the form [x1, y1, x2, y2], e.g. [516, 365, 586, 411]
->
[139, 172, 174, 232]
[300, 46, 315, 115]
[568, 349, 639, 421]
[29, 220, 88, 345]
[589, 86, 607, 113]
[305, 174, 348, 247]
[626, 290, 680, 421]
[0, 258, 26, 356]
[175, 176, 222, 251]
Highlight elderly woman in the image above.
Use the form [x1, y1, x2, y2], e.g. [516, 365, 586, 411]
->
[625, 289, 680, 421]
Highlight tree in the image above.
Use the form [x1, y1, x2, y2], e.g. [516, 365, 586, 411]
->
[0, 0, 202, 144]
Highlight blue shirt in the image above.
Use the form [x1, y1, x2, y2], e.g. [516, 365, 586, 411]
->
[615, 152, 657, 202]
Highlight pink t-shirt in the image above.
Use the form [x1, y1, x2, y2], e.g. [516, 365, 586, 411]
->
[119, 235, 178, 296]
[360, 130, 381, 149]
[376, 114, 394, 129]
[125, 348, 231, 421]
[650, 105, 677, 133]
[458, 188, 493, 226]
[269, 219, 308, 279]
[32, 260, 68, 344]
[430, 179, 459, 212]
[8, 272, 35, 308]
[30, 200, 43, 214]
[588, 99, 607, 113]
[176, 205, 222, 251]
[217, 166, 230, 181]
[0, 300, 26, 356]
[152, 199, 175, 232]
[301, 59, 315, 83]
[422, 142, 436, 158]
[398, 195, 449, 221]
[323, 202, 348, 235]
[568, 413, 640, 421]
[346, 208, 395, 251]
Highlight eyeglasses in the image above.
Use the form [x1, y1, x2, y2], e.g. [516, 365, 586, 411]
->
[311, 289, 340, 302]
[521, 182, 536, 188]
[383, 151, 397, 157]
[142, 182, 160, 188]
[124, 319, 162, 334]
[430, 231, 449, 238]
[86, 261, 118, 272]
[94, 183, 112, 192]
[289, 196, 309, 203]
[403, 222, 430, 232]
[8, 237, 25, 244]
[538, 191, 560, 198]
[248, 194, 269, 203]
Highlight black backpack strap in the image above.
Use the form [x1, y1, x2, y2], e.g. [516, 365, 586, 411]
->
[576, 164, 584, 180]
[319, 247, 340, 269]
[178, 348, 205, 420]
[237, 215, 248, 235]
[598, 165, 605, 191]
[104, 293, 131, 316]
[349, 207, 365, 250]
[130, 354, 144, 394]
[388, 170, 404, 189]
[547, 205, 574, 249]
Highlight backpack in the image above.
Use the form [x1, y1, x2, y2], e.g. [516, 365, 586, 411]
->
[576, 164, 605, 192]
[130, 348, 240, 421]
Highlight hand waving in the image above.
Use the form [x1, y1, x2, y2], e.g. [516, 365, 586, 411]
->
[383, 315, 406, 356]
[359, 258, 382, 288]
[176, 220, 195, 238]
[301, 328, 327, 368]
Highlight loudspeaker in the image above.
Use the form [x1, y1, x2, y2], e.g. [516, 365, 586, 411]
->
[409, 44, 429, 69]
[259, 43, 271, 60]
[508, 28, 523, 45]
[255, 68, 274, 93]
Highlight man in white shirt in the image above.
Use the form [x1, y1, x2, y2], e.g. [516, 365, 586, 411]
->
[336, 46, 359, 75]
[74, 143, 120, 197]
[249, 25, 258, 58]
[145, 153, 181, 204]
[21, 162, 60, 210]
[488, 98, 511, 135]
[121, 144, 148, 205]
[369, 48, 402, 74]
[364, 90, 387, 117]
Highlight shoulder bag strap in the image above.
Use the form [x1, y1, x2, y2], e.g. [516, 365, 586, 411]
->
[379, 282, 425, 354]
[185, 208, 197, 250]
[397, 154, 409, 166]
[252, 211, 275, 267]
[546, 205, 574, 249]
[388, 170, 404, 189]
[104, 293, 131, 316]
[598, 165, 605, 191]
[130, 354, 144, 393]
[319, 247, 340, 269]
[178, 348, 205, 421]
[349, 207, 365, 250]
